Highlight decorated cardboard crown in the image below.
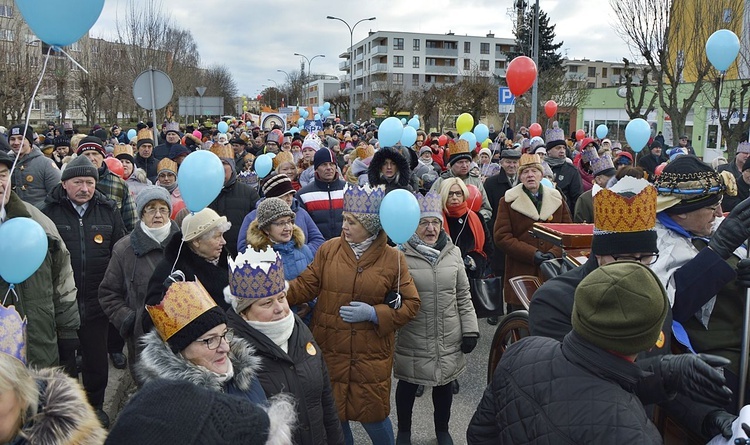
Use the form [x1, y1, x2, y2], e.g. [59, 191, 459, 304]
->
[581, 144, 599, 164]
[591, 154, 616, 176]
[302, 132, 322, 151]
[447, 139, 470, 159]
[137, 128, 153, 143]
[545, 122, 565, 143]
[415, 191, 442, 220]
[593, 177, 656, 234]
[165, 122, 180, 133]
[228, 247, 286, 301]
[355, 144, 375, 160]
[343, 184, 385, 215]
[0, 305, 27, 365]
[518, 153, 542, 172]
[145, 280, 218, 342]
[738, 141, 750, 154]
[210, 143, 234, 160]
[113, 144, 134, 160]
[157, 157, 178, 175]
[273, 151, 294, 169]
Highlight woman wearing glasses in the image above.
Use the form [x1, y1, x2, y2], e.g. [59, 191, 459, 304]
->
[99, 186, 180, 380]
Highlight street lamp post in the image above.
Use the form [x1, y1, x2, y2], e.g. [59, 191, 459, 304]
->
[294, 53, 325, 108]
[267, 79, 279, 109]
[277, 69, 296, 105]
[327, 15, 376, 123]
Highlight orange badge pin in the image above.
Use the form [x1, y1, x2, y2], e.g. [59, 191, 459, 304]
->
[94, 234, 103, 244]
[655, 331, 665, 349]
[305, 342, 316, 356]
[25, 175, 33, 183]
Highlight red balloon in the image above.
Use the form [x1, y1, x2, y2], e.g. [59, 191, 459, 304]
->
[544, 100, 558, 118]
[506, 56, 538, 97]
[575, 129, 586, 141]
[529, 123, 542, 138]
[466, 184, 482, 212]
[438, 134, 448, 146]
[104, 157, 124, 178]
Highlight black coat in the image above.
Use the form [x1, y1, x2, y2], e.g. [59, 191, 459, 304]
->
[207, 171, 260, 257]
[467, 332, 663, 445]
[445, 212, 493, 278]
[146, 233, 230, 312]
[367, 148, 414, 194]
[483, 169, 515, 276]
[42, 186, 126, 321]
[134, 154, 158, 183]
[548, 161, 582, 215]
[638, 153, 667, 179]
[227, 310, 344, 445]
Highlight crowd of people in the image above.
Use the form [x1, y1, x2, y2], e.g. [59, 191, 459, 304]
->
[0, 116, 749, 444]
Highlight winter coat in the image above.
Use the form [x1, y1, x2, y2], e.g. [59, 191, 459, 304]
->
[237, 198, 325, 255]
[430, 170, 493, 221]
[573, 188, 594, 223]
[444, 209, 494, 278]
[9, 368, 106, 445]
[483, 168, 516, 276]
[0, 192, 79, 368]
[247, 222, 313, 280]
[548, 160, 582, 213]
[395, 239, 478, 386]
[99, 221, 180, 342]
[467, 332, 663, 445]
[723, 173, 749, 212]
[125, 169, 152, 200]
[638, 153, 667, 180]
[147, 233, 230, 311]
[207, 170, 260, 257]
[96, 163, 138, 232]
[10, 147, 60, 208]
[493, 184, 570, 305]
[134, 153, 158, 183]
[287, 231, 420, 422]
[227, 310, 345, 445]
[41, 185, 126, 321]
[296, 176, 346, 240]
[367, 148, 414, 194]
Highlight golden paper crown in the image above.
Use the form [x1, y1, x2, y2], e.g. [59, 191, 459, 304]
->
[0, 305, 26, 365]
[210, 144, 234, 159]
[594, 177, 657, 234]
[137, 128, 153, 142]
[157, 157, 178, 174]
[113, 144, 134, 160]
[145, 280, 217, 342]
[518, 153, 542, 172]
[228, 248, 286, 301]
[355, 144, 375, 160]
[273, 151, 294, 169]
[447, 139, 470, 158]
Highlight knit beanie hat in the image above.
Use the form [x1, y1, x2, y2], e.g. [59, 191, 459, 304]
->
[136, 185, 173, 218]
[181, 208, 228, 242]
[106, 379, 270, 445]
[8, 124, 34, 146]
[256, 198, 295, 230]
[313, 148, 337, 170]
[418, 146, 432, 157]
[61, 154, 99, 182]
[572, 261, 668, 355]
[261, 173, 295, 198]
[76, 136, 106, 156]
[53, 136, 70, 148]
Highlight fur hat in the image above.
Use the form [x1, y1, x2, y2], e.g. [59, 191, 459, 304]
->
[76, 136, 106, 156]
[261, 173, 295, 198]
[136, 185, 173, 218]
[61, 154, 98, 182]
[572, 261, 668, 355]
[181, 208, 228, 242]
[256, 197, 295, 230]
[368, 148, 410, 188]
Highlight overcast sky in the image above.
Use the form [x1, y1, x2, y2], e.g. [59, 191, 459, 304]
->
[89, 0, 632, 97]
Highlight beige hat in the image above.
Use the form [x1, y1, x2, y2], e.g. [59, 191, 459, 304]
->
[181, 208, 228, 241]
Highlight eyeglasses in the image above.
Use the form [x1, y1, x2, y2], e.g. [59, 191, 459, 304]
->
[447, 191, 464, 197]
[418, 219, 442, 228]
[195, 329, 234, 350]
[611, 254, 659, 265]
[143, 207, 170, 216]
[271, 219, 294, 228]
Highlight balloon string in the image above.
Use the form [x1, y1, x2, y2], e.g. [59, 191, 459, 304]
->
[170, 213, 193, 275]
[499, 97, 516, 144]
[54, 46, 89, 74]
[1, 46, 54, 218]
[2, 284, 16, 306]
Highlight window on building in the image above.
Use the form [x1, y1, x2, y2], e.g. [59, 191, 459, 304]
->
[464, 41, 471, 53]
[413, 56, 420, 68]
[392, 73, 403, 84]
[601, 67, 608, 77]
[394, 56, 404, 68]
[568, 65, 578, 73]
[463, 59, 471, 70]
[413, 39, 420, 51]
[393, 38, 404, 50]
[480, 42, 489, 54]
[412, 74, 420, 86]
[613, 68, 621, 75]
[587, 82, 595, 89]
[425, 75, 435, 83]
[0, 29, 13, 41]
[495, 43, 502, 52]
[0, 5, 12, 17]
[69, 42, 81, 52]
[480, 60, 489, 71]
[495, 60, 505, 69]
[587, 66, 597, 77]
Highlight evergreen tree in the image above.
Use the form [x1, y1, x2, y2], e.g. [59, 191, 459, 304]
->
[506, 8, 563, 72]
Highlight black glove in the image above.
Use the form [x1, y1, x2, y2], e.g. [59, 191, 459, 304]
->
[702, 410, 736, 439]
[533, 251, 555, 266]
[463, 255, 477, 271]
[738, 258, 750, 288]
[709, 197, 750, 259]
[461, 336, 478, 354]
[57, 337, 80, 360]
[384, 290, 402, 310]
[657, 353, 732, 407]
[119, 312, 136, 338]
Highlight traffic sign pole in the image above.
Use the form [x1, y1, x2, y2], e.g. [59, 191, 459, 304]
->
[149, 69, 159, 144]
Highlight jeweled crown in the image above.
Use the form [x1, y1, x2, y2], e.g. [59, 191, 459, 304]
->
[594, 176, 657, 234]
[545, 123, 565, 142]
[0, 305, 26, 365]
[228, 247, 286, 301]
[146, 280, 217, 342]
[415, 191, 442, 220]
[343, 184, 385, 215]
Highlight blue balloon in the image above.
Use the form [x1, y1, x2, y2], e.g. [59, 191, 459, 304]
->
[413, 115, 419, 119]
[625, 118, 651, 153]
[540, 178, 554, 189]
[322, 110, 331, 119]
[459, 132, 477, 150]
[289, 126, 299, 134]
[300, 109, 309, 118]
[217, 121, 229, 133]
[127, 129, 137, 142]
[254, 154, 273, 179]
[401, 126, 418, 147]
[378, 117, 404, 147]
[177, 151, 225, 212]
[706, 29, 740, 72]
[407, 117, 420, 130]
[595, 124, 608, 139]
[401, 118, 407, 125]
[474, 124, 489, 143]
[0, 217, 48, 284]
[323, 102, 331, 110]
[297, 117, 305, 127]
[17, 0, 104, 47]
[314, 113, 321, 121]
[379, 190, 420, 244]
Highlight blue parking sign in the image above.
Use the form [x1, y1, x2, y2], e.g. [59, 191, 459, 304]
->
[498, 87, 515, 105]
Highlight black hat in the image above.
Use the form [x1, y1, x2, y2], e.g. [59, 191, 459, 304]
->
[8, 124, 34, 146]
[0, 151, 13, 169]
[76, 136, 106, 156]
[229, 137, 246, 146]
[61, 154, 99, 182]
[53, 136, 70, 148]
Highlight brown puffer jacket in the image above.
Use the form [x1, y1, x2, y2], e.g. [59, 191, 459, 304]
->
[287, 231, 420, 422]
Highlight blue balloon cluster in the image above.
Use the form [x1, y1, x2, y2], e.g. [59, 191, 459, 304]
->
[459, 132, 477, 150]
[378, 117, 404, 147]
[401, 126, 417, 147]
[407, 117, 420, 130]
[299, 108, 309, 119]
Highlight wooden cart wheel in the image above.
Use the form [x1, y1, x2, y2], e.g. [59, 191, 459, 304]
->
[487, 310, 530, 384]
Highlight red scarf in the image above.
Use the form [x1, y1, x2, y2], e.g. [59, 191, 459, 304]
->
[443, 202, 486, 258]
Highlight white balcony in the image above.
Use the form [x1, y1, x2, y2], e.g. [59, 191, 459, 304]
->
[494, 68, 506, 77]
[425, 64, 458, 74]
[425, 47, 458, 58]
[371, 45, 388, 55]
[371, 63, 389, 73]
[339, 60, 350, 71]
[338, 88, 350, 95]
[355, 52, 364, 62]
[355, 85, 364, 92]
[371, 81, 387, 91]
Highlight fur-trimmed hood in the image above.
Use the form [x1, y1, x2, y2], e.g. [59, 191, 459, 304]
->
[136, 329, 262, 394]
[247, 219, 306, 251]
[504, 183, 564, 221]
[17, 368, 106, 445]
[368, 148, 411, 188]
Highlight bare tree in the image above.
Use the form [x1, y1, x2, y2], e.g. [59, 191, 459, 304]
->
[372, 76, 407, 117]
[455, 67, 499, 125]
[202, 65, 238, 115]
[408, 84, 441, 132]
[621, 58, 657, 120]
[0, 18, 40, 126]
[324, 93, 349, 121]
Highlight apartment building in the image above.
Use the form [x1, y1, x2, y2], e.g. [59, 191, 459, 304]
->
[561, 58, 652, 88]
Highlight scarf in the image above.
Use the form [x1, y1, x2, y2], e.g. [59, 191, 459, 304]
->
[407, 231, 448, 265]
[544, 156, 566, 168]
[418, 158, 433, 167]
[140, 221, 172, 244]
[443, 202, 485, 258]
[349, 232, 378, 259]
[161, 181, 178, 194]
[246, 311, 295, 353]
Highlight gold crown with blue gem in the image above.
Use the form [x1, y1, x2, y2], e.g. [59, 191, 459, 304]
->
[0, 305, 27, 365]
[343, 184, 385, 215]
[228, 247, 286, 301]
[415, 191, 443, 221]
